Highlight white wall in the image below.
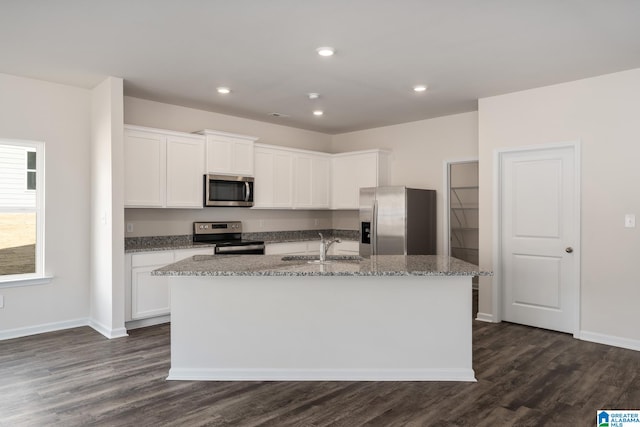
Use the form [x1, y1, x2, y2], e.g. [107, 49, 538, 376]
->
[0, 73, 91, 335]
[125, 208, 334, 237]
[124, 97, 332, 151]
[331, 112, 479, 254]
[478, 68, 640, 347]
[90, 77, 126, 338]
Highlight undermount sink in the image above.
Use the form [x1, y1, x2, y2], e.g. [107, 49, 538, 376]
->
[281, 255, 363, 264]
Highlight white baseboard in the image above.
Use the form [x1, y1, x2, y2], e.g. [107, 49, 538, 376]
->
[0, 318, 89, 341]
[0, 317, 131, 341]
[89, 319, 128, 339]
[580, 330, 640, 352]
[167, 368, 477, 382]
[475, 312, 495, 323]
[125, 315, 170, 330]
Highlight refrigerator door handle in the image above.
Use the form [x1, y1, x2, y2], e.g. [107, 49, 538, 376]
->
[372, 200, 378, 255]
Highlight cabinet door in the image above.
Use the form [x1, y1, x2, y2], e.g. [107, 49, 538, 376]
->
[265, 241, 313, 255]
[254, 148, 275, 207]
[293, 154, 313, 208]
[231, 141, 254, 176]
[254, 146, 293, 208]
[124, 130, 166, 207]
[174, 247, 214, 261]
[293, 154, 330, 209]
[312, 155, 331, 208]
[272, 151, 294, 207]
[329, 240, 359, 255]
[166, 136, 205, 208]
[131, 265, 171, 319]
[130, 251, 174, 320]
[206, 137, 233, 174]
[206, 136, 254, 175]
[356, 153, 379, 189]
[331, 155, 358, 209]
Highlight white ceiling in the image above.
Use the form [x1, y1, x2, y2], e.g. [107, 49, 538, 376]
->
[2, 1, 640, 134]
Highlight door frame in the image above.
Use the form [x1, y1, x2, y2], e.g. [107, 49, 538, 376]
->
[493, 141, 581, 337]
[443, 158, 478, 258]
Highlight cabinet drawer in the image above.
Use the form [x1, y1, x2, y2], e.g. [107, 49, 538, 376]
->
[174, 247, 214, 261]
[131, 251, 174, 268]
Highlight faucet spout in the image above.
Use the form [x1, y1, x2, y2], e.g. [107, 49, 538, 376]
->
[319, 233, 341, 262]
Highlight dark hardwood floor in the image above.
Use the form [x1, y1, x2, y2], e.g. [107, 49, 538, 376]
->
[1, 298, 639, 426]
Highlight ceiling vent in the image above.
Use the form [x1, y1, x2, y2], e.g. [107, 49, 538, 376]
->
[269, 112, 290, 118]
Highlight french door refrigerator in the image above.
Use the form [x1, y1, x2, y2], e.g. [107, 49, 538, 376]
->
[359, 186, 436, 256]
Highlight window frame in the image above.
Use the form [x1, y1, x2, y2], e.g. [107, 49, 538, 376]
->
[26, 148, 37, 191]
[0, 138, 48, 287]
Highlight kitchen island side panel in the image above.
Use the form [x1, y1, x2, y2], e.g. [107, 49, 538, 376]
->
[168, 275, 475, 381]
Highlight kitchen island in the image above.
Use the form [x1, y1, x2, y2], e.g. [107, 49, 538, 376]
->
[153, 254, 489, 382]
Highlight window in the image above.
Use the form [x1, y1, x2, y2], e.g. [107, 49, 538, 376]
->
[26, 150, 36, 190]
[0, 139, 45, 284]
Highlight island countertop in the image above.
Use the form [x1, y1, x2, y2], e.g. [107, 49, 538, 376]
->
[153, 254, 491, 277]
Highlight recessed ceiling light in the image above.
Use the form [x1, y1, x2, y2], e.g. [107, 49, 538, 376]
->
[413, 85, 428, 92]
[313, 110, 324, 116]
[316, 47, 335, 57]
[308, 93, 320, 99]
[217, 87, 231, 94]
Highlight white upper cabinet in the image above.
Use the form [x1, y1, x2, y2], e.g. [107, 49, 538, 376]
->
[254, 144, 331, 209]
[253, 144, 293, 208]
[165, 135, 205, 208]
[124, 129, 166, 207]
[331, 150, 390, 209]
[197, 130, 258, 176]
[124, 125, 205, 208]
[293, 152, 331, 209]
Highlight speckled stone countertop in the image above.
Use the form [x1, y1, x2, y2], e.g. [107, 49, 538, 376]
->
[125, 230, 358, 253]
[153, 254, 491, 277]
[125, 235, 216, 253]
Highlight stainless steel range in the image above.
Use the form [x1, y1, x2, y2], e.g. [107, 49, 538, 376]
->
[193, 221, 265, 254]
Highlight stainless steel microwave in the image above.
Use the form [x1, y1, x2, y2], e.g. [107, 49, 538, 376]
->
[203, 174, 254, 207]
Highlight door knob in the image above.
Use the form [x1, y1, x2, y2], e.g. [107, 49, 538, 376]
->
[565, 247, 573, 253]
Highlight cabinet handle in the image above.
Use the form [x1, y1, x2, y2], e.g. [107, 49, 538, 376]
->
[244, 181, 251, 202]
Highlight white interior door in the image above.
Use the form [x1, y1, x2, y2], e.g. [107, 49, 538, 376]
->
[500, 144, 579, 334]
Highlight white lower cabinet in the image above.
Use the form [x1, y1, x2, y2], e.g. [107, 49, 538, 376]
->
[266, 240, 358, 256]
[328, 240, 360, 255]
[265, 241, 315, 255]
[127, 247, 214, 324]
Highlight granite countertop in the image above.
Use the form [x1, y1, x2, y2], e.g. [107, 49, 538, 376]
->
[152, 254, 491, 277]
[125, 230, 358, 253]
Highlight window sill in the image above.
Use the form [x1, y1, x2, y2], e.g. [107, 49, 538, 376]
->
[0, 275, 54, 289]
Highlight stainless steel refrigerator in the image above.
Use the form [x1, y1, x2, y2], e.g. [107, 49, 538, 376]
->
[359, 186, 436, 256]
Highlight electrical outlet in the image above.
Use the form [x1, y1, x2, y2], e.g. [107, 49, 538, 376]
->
[126, 223, 134, 233]
[625, 214, 636, 228]
[314, 219, 319, 226]
[0, 295, 4, 309]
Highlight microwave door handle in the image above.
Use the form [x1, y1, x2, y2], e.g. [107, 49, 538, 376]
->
[244, 181, 251, 202]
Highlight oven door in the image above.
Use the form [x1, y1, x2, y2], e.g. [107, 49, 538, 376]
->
[204, 174, 254, 207]
[215, 244, 265, 255]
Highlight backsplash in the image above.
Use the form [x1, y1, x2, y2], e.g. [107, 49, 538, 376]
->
[125, 229, 359, 251]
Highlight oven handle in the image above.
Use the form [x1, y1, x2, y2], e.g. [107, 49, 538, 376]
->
[244, 181, 251, 202]
[215, 244, 265, 253]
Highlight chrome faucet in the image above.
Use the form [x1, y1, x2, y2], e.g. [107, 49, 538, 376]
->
[319, 232, 341, 262]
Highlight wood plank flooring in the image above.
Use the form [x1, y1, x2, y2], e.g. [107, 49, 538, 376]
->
[1, 308, 639, 426]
